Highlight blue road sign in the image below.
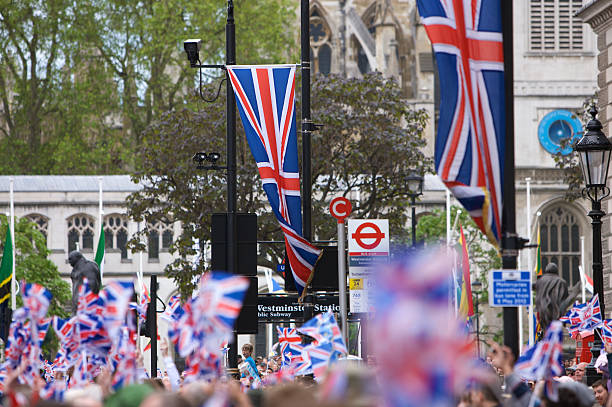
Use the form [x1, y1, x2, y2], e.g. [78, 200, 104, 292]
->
[489, 270, 531, 307]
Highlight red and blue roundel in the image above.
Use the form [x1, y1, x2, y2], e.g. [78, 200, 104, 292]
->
[538, 110, 582, 155]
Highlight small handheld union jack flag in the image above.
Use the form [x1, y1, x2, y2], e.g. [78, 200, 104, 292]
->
[514, 321, 564, 401]
[227, 65, 322, 297]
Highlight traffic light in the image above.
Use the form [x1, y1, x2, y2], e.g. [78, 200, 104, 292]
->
[142, 296, 156, 338]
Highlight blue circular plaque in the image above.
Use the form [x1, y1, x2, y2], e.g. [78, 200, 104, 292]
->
[538, 110, 582, 155]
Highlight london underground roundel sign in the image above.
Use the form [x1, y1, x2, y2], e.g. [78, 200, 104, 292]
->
[329, 197, 352, 223]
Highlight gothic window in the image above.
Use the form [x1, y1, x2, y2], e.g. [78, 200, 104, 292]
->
[540, 206, 582, 286]
[67, 214, 95, 252]
[529, 0, 583, 52]
[147, 221, 174, 260]
[25, 214, 48, 242]
[104, 214, 129, 259]
[310, 9, 332, 75]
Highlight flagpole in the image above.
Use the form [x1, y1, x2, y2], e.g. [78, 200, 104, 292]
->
[526, 177, 534, 346]
[581, 236, 586, 303]
[446, 189, 451, 246]
[518, 251, 524, 350]
[9, 178, 15, 311]
[446, 189, 452, 316]
[98, 177, 104, 281]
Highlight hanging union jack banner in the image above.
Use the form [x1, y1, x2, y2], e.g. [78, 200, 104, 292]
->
[416, 0, 505, 247]
[227, 65, 321, 296]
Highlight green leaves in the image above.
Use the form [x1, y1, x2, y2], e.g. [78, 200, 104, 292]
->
[0, 0, 297, 175]
[127, 73, 433, 295]
[415, 205, 501, 281]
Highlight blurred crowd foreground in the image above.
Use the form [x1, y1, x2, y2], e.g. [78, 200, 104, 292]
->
[0, 247, 609, 407]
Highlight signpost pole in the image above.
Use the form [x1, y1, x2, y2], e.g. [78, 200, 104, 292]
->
[338, 219, 347, 344]
[329, 197, 352, 346]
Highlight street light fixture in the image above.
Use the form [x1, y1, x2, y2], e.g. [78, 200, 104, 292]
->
[574, 105, 611, 385]
[406, 173, 424, 247]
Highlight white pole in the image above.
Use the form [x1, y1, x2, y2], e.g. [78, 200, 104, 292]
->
[446, 190, 451, 246]
[581, 236, 586, 303]
[9, 178, 15, 311]
[518, 251, 524, 350]
[338, 220, 348, 344]
[98, 177, 104, 281]
[446, 189, 453, 316]
[266, 324, 273, 357]
[526, 177, 534, 346]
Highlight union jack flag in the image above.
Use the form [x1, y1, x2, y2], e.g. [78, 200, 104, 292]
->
[602, 320, 612, 345]
[297, 310, 347, 356]
[578, 294, 603, 331]
[416, 0, 505, 247]
[277, 327, 301, 351]
[22, 282, 52, 322]
[514, 321, 564, 401]
[227, 65, 322, 295]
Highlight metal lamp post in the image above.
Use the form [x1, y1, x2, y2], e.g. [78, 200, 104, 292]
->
[574, 105, 612, 385]
[406, 173, 424, 247]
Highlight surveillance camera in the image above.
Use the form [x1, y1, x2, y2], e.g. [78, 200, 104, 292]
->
[192, 152, 207, 163]
[207, 153, 220, 163]
[184, 39, 202, 68]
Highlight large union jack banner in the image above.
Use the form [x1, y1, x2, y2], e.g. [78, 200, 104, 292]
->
[416, 0, 505, 246]
[227, 65, 321, 296]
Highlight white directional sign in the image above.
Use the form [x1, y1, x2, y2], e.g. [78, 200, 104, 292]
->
[489, 270, 531, 307]
[347, 219, 389, 313]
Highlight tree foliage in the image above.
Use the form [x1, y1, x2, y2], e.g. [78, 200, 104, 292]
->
[0, 0, 297, 174]
[126, 73, 432, 296]
[415, 205, 501, 285]
[310, 74, 432, 245]
[551, 95, 597, 201]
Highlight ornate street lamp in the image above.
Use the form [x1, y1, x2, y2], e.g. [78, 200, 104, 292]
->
[574, 105, 612, 385]
[406, 173, 424, 247]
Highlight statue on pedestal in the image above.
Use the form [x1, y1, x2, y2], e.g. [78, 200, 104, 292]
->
[534, 262, 580, 333]
[69, 251, 101, 314]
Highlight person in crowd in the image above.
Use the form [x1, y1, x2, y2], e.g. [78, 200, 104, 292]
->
[593, 379, 609, 406]
[573, 362, 587, 383]
[240, 343, 260, 382]
[469, 381, 503, 407]
[487, 340, 595, 407]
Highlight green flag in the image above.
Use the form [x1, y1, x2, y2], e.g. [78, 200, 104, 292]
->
[0, 226, 13, 305]
[95, 224, 105, 276]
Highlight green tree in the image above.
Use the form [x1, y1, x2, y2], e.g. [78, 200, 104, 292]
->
[80, 0, 297, 151]
[0, 215, 71, 358]
[310, 74, 432, 246]
[416, 205, 501, 286]
[0, 0, 297, 175]
[126, 73, 432, 296]
[551, 95, 596, 201]
[0, 0, 120, 174]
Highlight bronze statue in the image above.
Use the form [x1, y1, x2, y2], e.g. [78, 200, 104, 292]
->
[534, 262, 580, 332]
[69, 251, 101, 314]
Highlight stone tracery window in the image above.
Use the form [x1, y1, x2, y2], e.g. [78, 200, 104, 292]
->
[310, 9, 332, 75]
[539, 205, 582, 285]
[67, 214, 95, 252]
[25, 214, 48, 241]
[147, 221, 174, 260]
[104, 214, 129, 259]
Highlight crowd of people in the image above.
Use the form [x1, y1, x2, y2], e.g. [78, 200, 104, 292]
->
[1, 335, 612, 407]
[3, 249, 612, 406]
